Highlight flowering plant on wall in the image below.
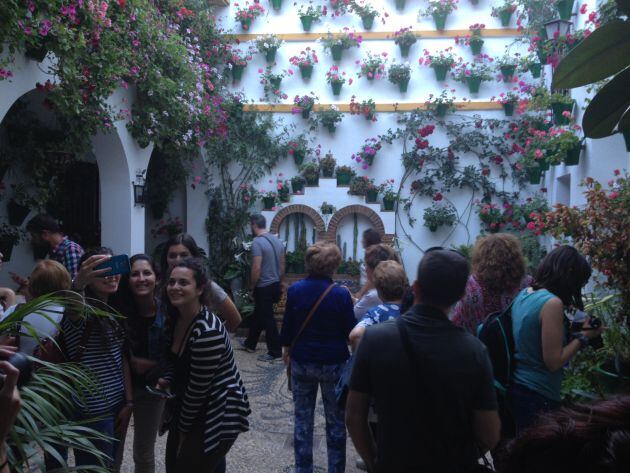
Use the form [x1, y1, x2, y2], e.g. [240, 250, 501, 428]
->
[329, 0, 352, 16]
[348, 175, 373, 195]
[495, 52, 521, 82]
[491, 1, 517, 27]
[259, 66, 292, 101]
[320, 202, 336, 214]
[234, 1, 266, 30]
[227, 48, 254, 83]
[425, 89, 458, 117]
[388, 62, 412, 93]
[349, 1, 382, 29]
[392, 27, 418, 57]
[379, 179, 398, 201]
[325, 65, 350, 95]
[423, 203, 457, 232]
[419, 47, 458, 82]
[290, 48, 319, 79]
[455, 24, 485, 55]
[490, 88, 525, 116]
[352, 137, 382, 168]
[320, 29, 362, 60]
[287, 133, 313, 165]
[293, 93, 319, 118]
[451, 54, 494, 93]
[316, 105, 344, 132]
[419, 0, 459, 30]
[356, 51, 388, 80]
[297, 1, 327, 30]
[151, 216, 184, 239]
[349, 96, 377, 121]
[547, 126, 583, 166]
[255, 34, 284, 63]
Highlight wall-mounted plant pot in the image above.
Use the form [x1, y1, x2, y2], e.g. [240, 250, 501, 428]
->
[529, 62, 542, 78]
[435, 103, 449, 118]
[300, 15, 314, 31]
[262, 197, 275, 210]
[271, 0, 282, 10]
[292, 181, 304, 193]
[361, 14, 376, 30]
[336, 172, 352, 186]
[502, 102, 516, 116]
[293, 151, 305, 166]
[299, 64, 313, 80]
[231, 65, 245, 83]
[366, 189, 378, 203]
[301, 107, 312, 119]
[564, 145, 581, 166]
[322, 168, 334, 178]
[499, 10, 513, 27]
[538, 159, 550, 171]
[265, 48, 278, 63]
[536, 47, 548, 65]
[555, 0, 575, 21]
[7, 200, 30, 226]
[331, 81, 343, 96]
[383, 198, 395, 211]
[398, 78, 409, 93]
[240, 18, 252, 31]
[395, 0, 406, 10]
[399, 44, 412, 57]
[365, 111, 375, 121]
[466, 76, 482, 94]
[331, 44, 343, 61]
[500, 65, 516, 82]
[551, 101, 574, 125]
[305, 176, 319, 186]
[269, 77, 282, 90]
[279, 192, 290, 203]
[432, 64, 449, 81]
[325, 123, 336, 133]
[428, 225, 439, 232]
[527, 167, 542, 185]
[470, 38, 484, 55]
[432, 12, 448, 31]
[0, 240, 16, 262]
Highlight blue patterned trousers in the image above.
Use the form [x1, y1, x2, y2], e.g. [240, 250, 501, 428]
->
[291, 360, 346, 473]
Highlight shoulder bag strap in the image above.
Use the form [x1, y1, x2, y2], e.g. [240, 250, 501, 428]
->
[289, 284, 334, 355]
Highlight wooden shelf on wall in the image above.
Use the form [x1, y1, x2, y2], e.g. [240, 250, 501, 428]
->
[244, 101, 502, 113]
[228, 29, 523, 42]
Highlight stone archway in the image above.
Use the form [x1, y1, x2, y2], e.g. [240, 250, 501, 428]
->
[270, 204, 327, 240]
[325, 204, 394, 243]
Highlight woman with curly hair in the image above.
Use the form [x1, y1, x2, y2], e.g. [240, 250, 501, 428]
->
[451, 233, 530, 333]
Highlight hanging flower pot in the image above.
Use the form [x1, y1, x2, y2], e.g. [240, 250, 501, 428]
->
[432, 64, 449, 81]
[265, 47, 278, 63]
[398, 78, 410, 93]
[435, 103, 449, 117]
[470, 38, 484, 55]
[262, 197, 275, 210]
[466, 76, 482, 94]
[365, 110, 375, 121]
[331, 44, 343, 61]
[399, 44, 412, 57]
[499, 10, 513, 27]
[366, 189, 378, 203]
[529, 62, 542, 78]
[336, 172, 352, 185]
[240, 18, 252, 30]
[361, 14, 376, 30]
[299, 64, 313, 80]
[7, 200, 30, 226]
[331, 81, 343, 96]
[623, 130, 630, 152]
[293, 150, 305, 165]
[564, 144, 581, 166]
[551, 101, 574, 125]
[502, 101, 516, 116]
[470, 0, 480, 4]
[500, 65, 516, 81]
[326, 123, 336, 133]
[555, 0, 575, 21]
[395, 0, 406, 10]
[383, 197, 396, 211]
[271, 0, 282, 10]
[270, 77, 282, 90]
[301, 107, 312, 119]
[527, 166, 542, 185]
[231, 65, 245, 83]
[432, 12, 448, 31]
[0, 239, 16, 262]
[300, 15, 314, 31]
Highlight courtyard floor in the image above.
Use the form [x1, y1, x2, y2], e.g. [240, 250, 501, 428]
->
[119, 335, 361, 473]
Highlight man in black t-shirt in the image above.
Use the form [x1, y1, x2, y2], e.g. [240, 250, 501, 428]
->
[346, 249, 500, 473]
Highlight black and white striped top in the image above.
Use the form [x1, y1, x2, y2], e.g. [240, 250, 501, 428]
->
[61, 316, 125, 415]
[173, 307, 250, 453]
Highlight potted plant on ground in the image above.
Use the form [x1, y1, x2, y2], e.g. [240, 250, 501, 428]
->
[419, 0, 459, 31]
[319, 202, 336, 215]
[451, 54, 494, 94]
[336, 165, 356, 185]
[0, 220, 22, 262]
[277, 178, 291, 202]
[227, 49, 252, 84]
[287, 134, 312, 165]
[379, 179, 398, 210]
[255, 34, 284, 63]
[349, 96, 378, 122]
[393, 27, 418, 57]
[286, 250, 306, 273]
[491, 1, 517, 27]
[496, 53, 520, 82]
[350, 1, 381, 30]
[289, 48, 319, 80]
[291, 175, 307, 194]
[325, 65, 348, 96]
[388, 61, 412, 93]
[357, 51, 388, 81]
[321, 29, 363, 61]
[292, 93, 318, 118]
[259, 66, 292, 101]
[352, 137, 382, 169]
[419, 47, 457, 82]
[234, 1, 266, 30]
[319, 153, 337, 177]
[316, 105, 344, 133]
[519, 53, 542, 79]
[425, 89, 457, 118]
[260, 190, 278, 210]
[423, 203, 457, 231]
[300, 162, 321, 186]
[297, 2, 327, 31]
[348, 175, 371, 195]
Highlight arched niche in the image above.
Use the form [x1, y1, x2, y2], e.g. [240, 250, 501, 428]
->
[269, 204, 327, 242]
[325, 205, 393, 244]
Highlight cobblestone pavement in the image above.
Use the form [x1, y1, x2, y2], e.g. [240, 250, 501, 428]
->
[120, 336, 360, 473]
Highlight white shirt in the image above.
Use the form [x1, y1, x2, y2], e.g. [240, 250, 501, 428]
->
[3, 303, 65, 355]
[354, 288, 382, 321]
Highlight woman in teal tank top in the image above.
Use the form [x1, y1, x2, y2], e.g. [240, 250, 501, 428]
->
[508, 246, 604, 432]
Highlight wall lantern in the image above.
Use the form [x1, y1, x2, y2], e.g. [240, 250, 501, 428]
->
[133, 170, 146, 206]
[544, 19, 573, 41]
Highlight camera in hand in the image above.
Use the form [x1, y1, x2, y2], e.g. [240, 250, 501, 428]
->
[570, 310, 603, 349]
[0, 351, 33, 388]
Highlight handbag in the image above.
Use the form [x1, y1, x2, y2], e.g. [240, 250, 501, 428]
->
[286, 283, 334, 392]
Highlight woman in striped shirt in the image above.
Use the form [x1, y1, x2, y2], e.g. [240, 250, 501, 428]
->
[162, 258, 250, 473]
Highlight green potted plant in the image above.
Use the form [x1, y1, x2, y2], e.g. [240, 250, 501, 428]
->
[423, 203, 457, 231]
[491, 1, 517, 27]
[365, 178, 379, 203]
[319, 201, 336, 215]
[234, 2, 266, 30]
[297, 2, 327, 31]
[321, 29, 363, 61]
[348, 175, 370, 195]
[291, 175, 307, 194]
[227, 49, 252, 84]
[519, 53, 542, 79]
[336, 165, 356, 186]
[393, 27, 418, 57]
[496, 53, 519, 82]
[379, 179, 398, 210]
[548, 127, 583, 166]
[469, 23, 485, 55]
[451, 54, 494, 94]
[319, 153, 337, 177]
[260, 190, 278, 210]
[425, 89, 457, 118]
[550, 93, 575, 126]
[476, 202, 505, 233]
[357, 51, 388, 81]
[352, 137, 382, 168]
[492, 90, 521, 116]
[0, 220, 22, 262]
[350, 1, 381, 30]
[277, 178, 291, 202]
[388, 61, 412, 93]
[259, 66, 292, 101]
[287, 134, 311, 165]
[419, 47, 457, 82]
[289, 48, 319, 80]
[271, 0, 283, 11]
[349, 96, 378, 122]
[419, 0, 459, 31]
[325, 65, 348, 96]
[300, 162, 321, 186]
[292, 93, 318, 118]
[316, 105, 344, 133]
[255, 34, 284, 63]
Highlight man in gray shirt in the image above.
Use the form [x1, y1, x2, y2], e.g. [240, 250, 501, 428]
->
[242, 214, 285, 361]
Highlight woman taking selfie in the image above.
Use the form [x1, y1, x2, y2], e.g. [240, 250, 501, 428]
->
[162, 258, 250, 473]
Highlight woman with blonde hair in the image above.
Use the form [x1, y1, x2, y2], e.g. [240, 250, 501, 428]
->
[452, 233, 530, 333]
[281, 241, 356, 473]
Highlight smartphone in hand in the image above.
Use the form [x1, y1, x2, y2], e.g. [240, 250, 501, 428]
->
[94, 254, 131, 277]
[145, 385, 175, 399]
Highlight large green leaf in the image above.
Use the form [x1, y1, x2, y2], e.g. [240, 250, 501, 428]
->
[583, 67, 630, 138]
[552, 20, 630, 89]
[618, 108, 630, 132]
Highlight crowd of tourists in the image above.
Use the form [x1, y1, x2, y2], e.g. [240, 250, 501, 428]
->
[0, 213, 629, 473]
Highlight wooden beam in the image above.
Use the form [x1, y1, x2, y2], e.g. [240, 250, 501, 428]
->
[243, 102, 502, 112]
[228, 29, 523, 42]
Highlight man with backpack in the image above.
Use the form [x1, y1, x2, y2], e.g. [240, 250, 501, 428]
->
[346, 249, 501, 473]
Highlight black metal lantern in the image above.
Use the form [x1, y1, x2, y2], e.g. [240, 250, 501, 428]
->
[544, 19, 573, 41]
[133, 171, 146, 206]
